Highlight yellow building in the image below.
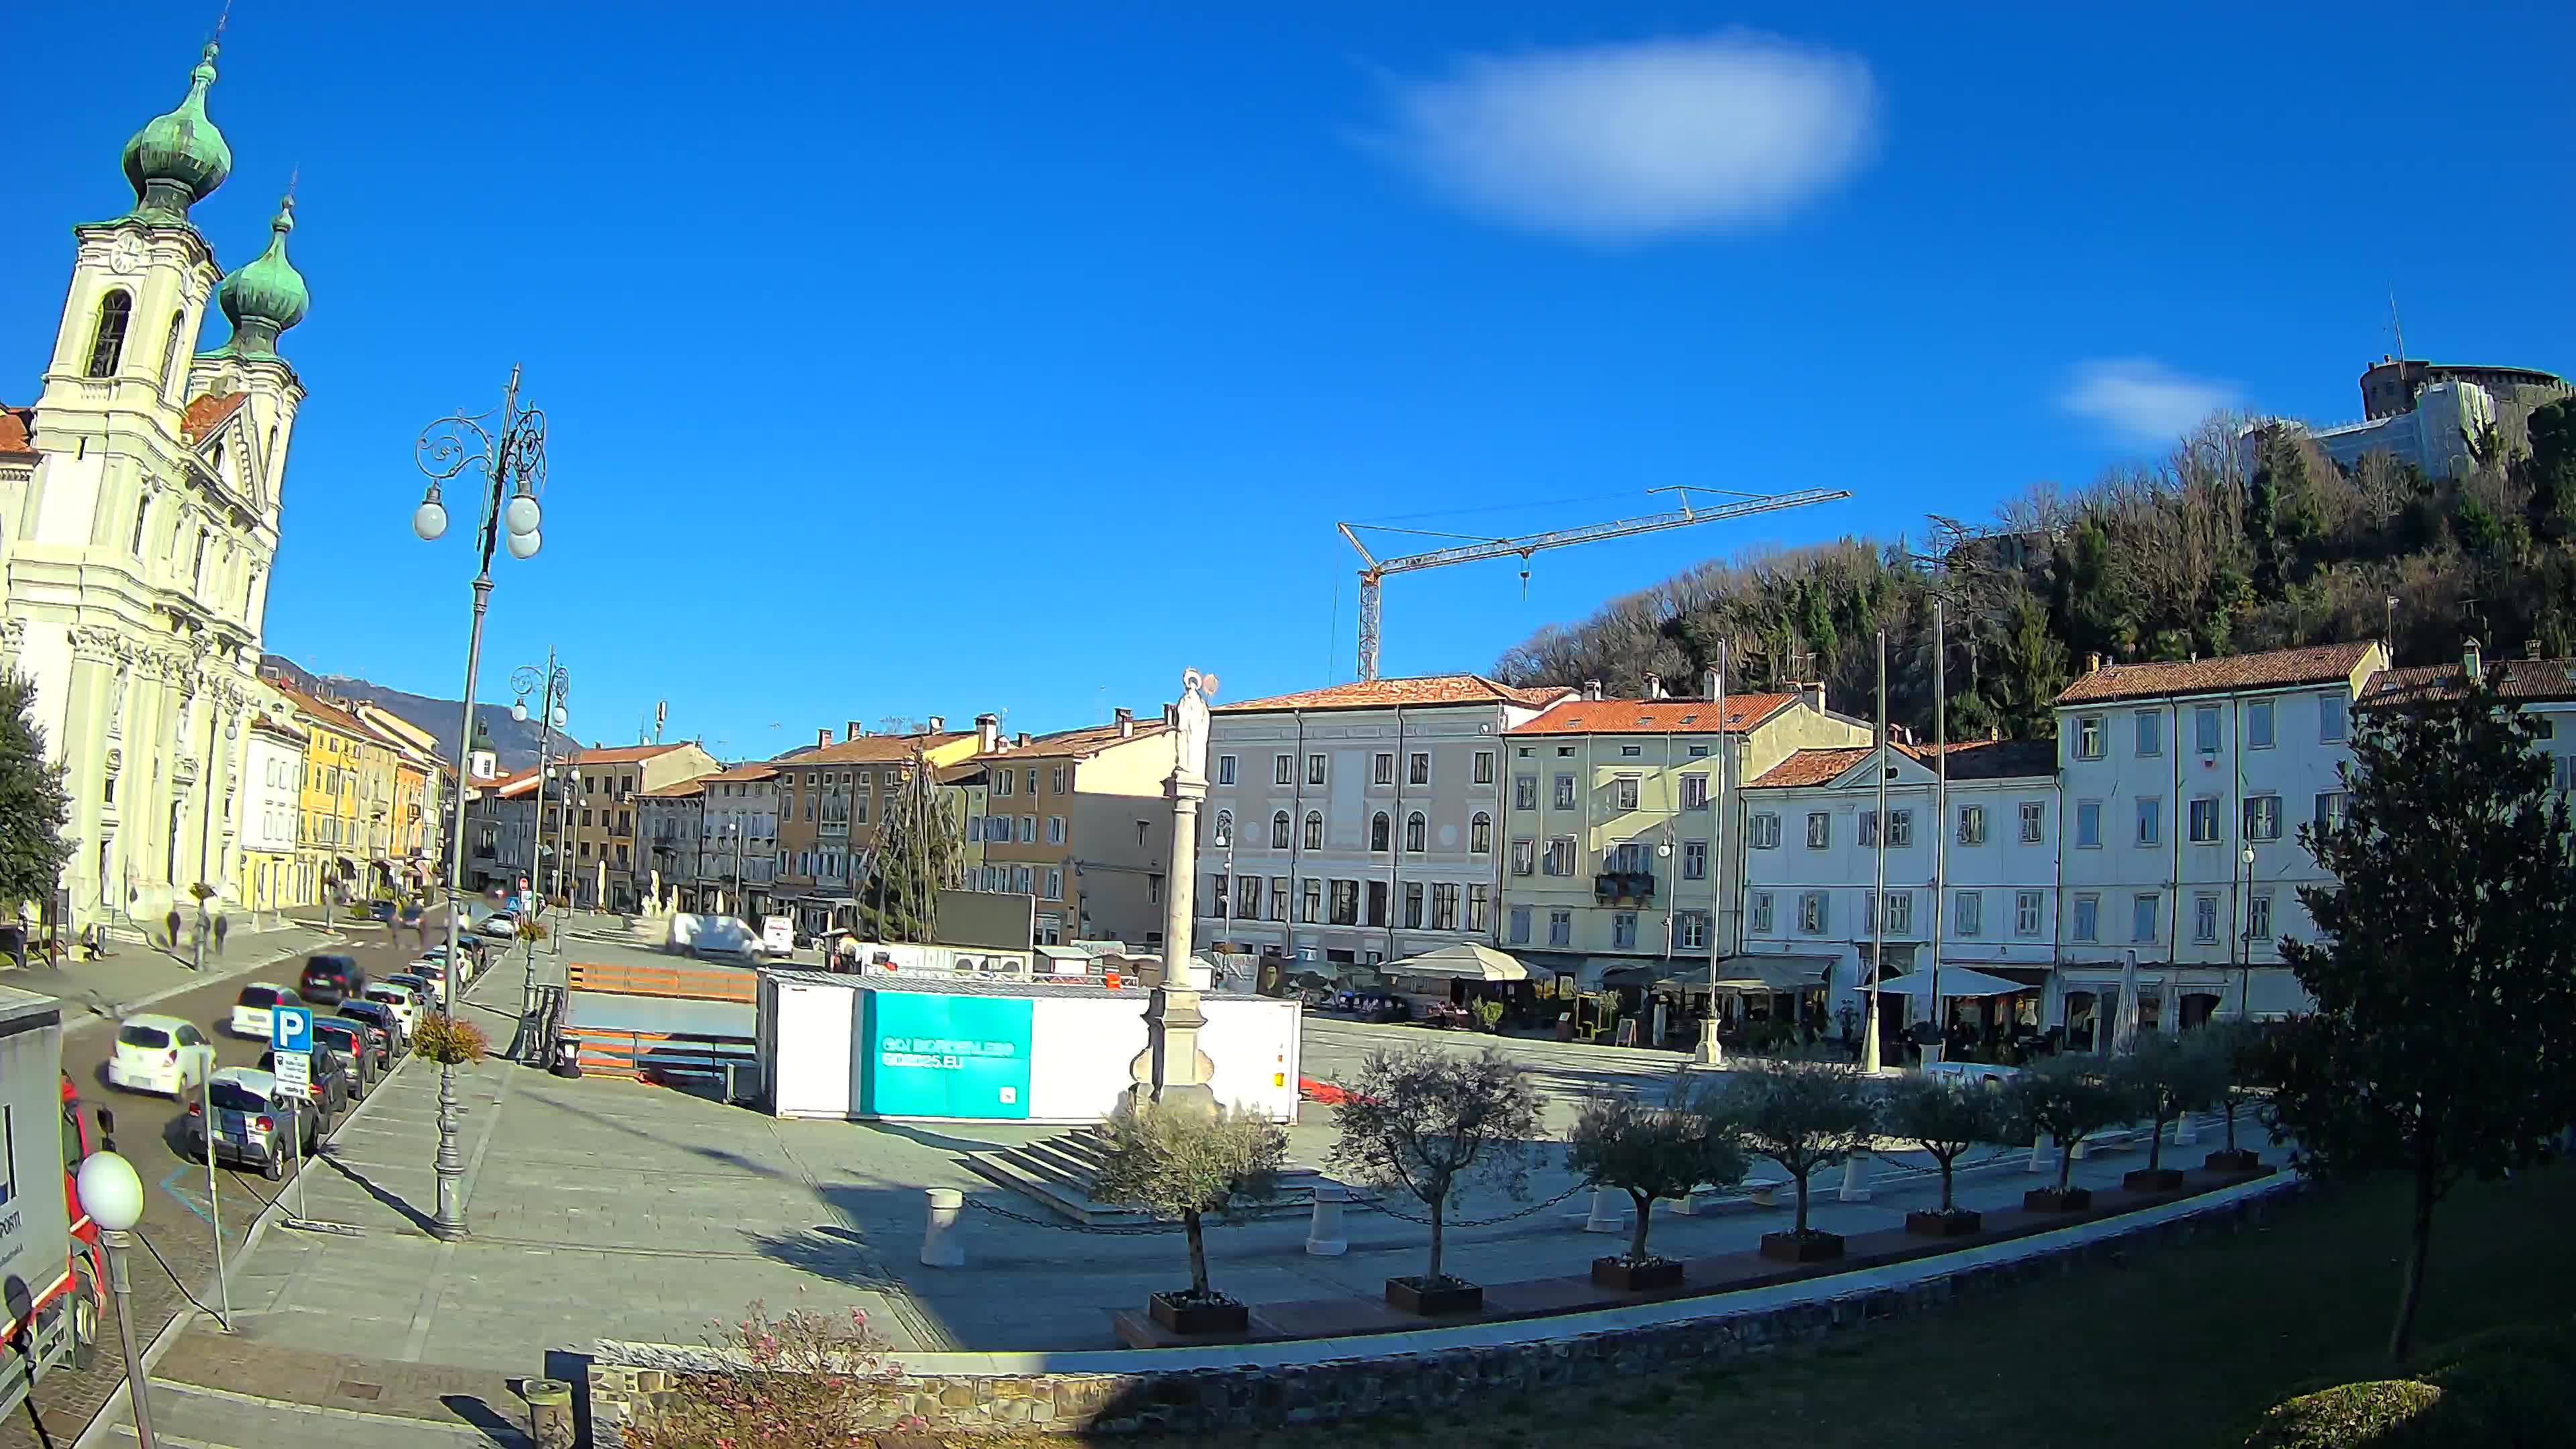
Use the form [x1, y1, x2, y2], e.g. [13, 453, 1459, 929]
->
[276, 683, 404, 904]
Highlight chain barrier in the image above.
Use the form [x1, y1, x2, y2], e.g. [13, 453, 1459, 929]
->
[1347, 1181, 1589, 1228]
[960, 1197, 1190, 1236]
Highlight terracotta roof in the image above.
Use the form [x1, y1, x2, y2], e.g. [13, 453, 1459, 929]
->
[705, 761, 780, 783]
[557, 742, 701, 766]
[1216, 675, 1573, 714]
[637, 779, 708, 799]
[180, 392, 247, 446]
[272, 682, 373, 739]
[0, 405, 33, 457]
[983, 719, 1172, 760]
[2054, 643, 2379, 706]
[784, 732, 969, 767]
[2364, 656, 2576, 707]
[1507, 694, 1798, 736]
[935, 761, 987, 785]
[1750, 746, 1896, 788]
[1925, 739, 2059, 782]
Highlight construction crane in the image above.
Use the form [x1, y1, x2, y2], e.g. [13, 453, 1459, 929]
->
[1337, 485, 1851, 681]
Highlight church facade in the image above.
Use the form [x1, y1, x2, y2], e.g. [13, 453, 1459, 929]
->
[0, 42, 312, 930]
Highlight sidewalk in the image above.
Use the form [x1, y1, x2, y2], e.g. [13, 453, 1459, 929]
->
[10, 920, 336, 1029]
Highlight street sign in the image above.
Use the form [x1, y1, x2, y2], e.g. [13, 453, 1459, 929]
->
[272, 1050, 311, 1096]
[271, 1005, 313, 1055]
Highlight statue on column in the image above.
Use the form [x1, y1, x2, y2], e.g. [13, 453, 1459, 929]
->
[1129, 667, 1220, 1114]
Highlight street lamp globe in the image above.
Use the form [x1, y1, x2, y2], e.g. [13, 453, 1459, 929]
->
[2241, 847, 2257, 867]
[411, 494, 449, 541]
[76, 1152, 144, 1232]
[512, 699, 529, 723]
[504, 529, 541, 560]
[502, 491, 541, 537]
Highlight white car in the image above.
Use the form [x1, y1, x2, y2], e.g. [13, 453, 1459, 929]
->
[362, 982, 422, 1036]
[108, 1013, 217, 1096]
[230, 983, 307, 1040]
[478, 912, 519, 940]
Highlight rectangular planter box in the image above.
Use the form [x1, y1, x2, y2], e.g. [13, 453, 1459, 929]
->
[1147, 1292, 1248, 1336]
[1590, 1256, 1685, 1291]
[2123, 1167, 2185, 1192]
[1758, 1230, 1845, 1263]
[1904, 1209, 1984, 1237]
[2203, 1148, 2263, 1174]
[2023, 1187, 2093, 1213]
[1385, 1277, 1483, 1316]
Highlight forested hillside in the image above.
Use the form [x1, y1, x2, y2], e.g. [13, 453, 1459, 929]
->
[1493, 399, 2576, 741]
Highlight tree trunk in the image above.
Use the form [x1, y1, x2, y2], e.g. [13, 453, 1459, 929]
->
[2222, 1096, 2239, 1152]
[2388, 1152, 2440, 1362]
[1184, 1208, 1210, 1299]
[1792, 1167, 1811, 1234]
[1937, 1156, 1955, 1213]
[1426, 1197, 1446, 1285]
[2055, 1136, 2076, 1193]
[1627, 1191, 1653, 1260]
[2147, 1107, 2166, 1172]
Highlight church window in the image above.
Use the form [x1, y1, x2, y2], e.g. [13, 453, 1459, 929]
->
[159, 311, 186, 395]
[87, 291, 133, 378]
[129, 496, 151, 557]
[191, 528, 209, 589]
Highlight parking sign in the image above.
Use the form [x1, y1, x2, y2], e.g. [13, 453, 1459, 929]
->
[272, 1004, 313, 1055]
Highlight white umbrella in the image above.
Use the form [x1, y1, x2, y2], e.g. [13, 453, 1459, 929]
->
[1381, 943, 1529, 982]
[2116, 949, 2141, 1055]
[1872, 967, 2029, 999]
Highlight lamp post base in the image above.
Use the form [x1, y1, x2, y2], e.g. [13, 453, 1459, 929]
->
[1697, 1018, 1724, 1067]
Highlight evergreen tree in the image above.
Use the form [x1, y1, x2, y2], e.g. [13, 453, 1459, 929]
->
[2524, 396, 2576, 542]
[0, 670, 72, 912]
[2271, 668, 2576, 1362]
[854, 751, 961, 943]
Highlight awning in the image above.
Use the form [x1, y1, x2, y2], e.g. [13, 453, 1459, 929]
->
[1382, 943, 1529, 982]
[1693, 954, 1835, 993]
[1873, 966, 2031, 999]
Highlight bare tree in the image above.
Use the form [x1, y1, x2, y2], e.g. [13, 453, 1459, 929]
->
[1326, 1046, 1543, 1287]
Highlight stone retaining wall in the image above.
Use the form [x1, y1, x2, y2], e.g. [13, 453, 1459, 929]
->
[587, 1179, 2305, 1442]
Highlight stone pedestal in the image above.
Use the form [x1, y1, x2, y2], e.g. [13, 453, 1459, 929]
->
[920, 1187, 965, 1267]
[1305, 1183, 1347, 1256]
[1583, 1188, 1625, 1233]
[1837, 1150, 1872, 1202]
[1697, 1018, 1724, 1067]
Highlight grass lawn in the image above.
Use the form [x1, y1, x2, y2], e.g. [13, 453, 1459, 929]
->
[975, 1166, 2575, 1449]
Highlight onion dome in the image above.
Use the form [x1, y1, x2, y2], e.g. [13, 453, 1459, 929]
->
[209, 197, 309, 360]
[121, 44, 232, 225]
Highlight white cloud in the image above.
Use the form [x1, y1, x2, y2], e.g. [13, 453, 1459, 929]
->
[1381, 32, 1880, 242]
[2059, 359, 2241, 445]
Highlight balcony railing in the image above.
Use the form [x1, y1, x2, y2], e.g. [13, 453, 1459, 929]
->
[1594, 870, 1656, 904]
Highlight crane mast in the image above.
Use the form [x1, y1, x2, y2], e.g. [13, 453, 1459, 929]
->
[1338, 486, 1851, 680]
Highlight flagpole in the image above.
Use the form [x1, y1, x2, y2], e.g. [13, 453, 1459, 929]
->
[1930, 599, 1947, 1063]
[1861, 630, 1886, 1074]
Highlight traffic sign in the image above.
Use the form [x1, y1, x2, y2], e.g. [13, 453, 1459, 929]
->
[272, 1050, 311, 1097]
[272, 1005, 313, 1055]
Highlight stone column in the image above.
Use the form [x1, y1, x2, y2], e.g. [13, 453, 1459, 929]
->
[1130, 669, 1220, 1116]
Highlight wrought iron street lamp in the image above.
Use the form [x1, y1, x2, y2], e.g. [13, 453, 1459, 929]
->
[511, 653, 570, 1053]
[413, 366, 547, 1240]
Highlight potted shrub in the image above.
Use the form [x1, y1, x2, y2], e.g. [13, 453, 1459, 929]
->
[1327, 1045, 1541, 1316]
[1714, 1059, 1876, 1263]
[1882, 1074, 2011, 1236]
[1566, 1093, 1746, 1291]
[2110, 1029, 2224, 1191]
[1090, 1098, 1289, 1337]
[2006, 1055, 2134, 1212]
[1470, 1000, 1507, 1034]
[2198, 1019, 2265, 1173]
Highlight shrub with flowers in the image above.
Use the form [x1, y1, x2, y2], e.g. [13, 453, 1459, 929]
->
[622, 1302, 922, 1449]
[409, 1012, 488, 1067]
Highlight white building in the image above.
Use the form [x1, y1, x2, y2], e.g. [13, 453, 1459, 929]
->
[637, 777, 706, 910]
[696, 762, 781, 918]
[2050, 641, 2388, 1046]
[236, 698, 305, 915]
[2363, 643, 2576, 789]
[1, 44, 311, 930]
[1739, 739, 2058, 1048]
[1200, 675, 1569, 966]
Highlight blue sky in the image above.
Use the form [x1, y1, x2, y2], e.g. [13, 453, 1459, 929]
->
[10, 2, 2571, 758]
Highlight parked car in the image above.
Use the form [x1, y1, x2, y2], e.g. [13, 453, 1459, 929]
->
[229, 983, 305, 1040]
[384, 972, 439, 1010]
[257, 1044, 350, 1126]
[360, 983, 421, 1038]
[297, 955, 366, 1006]
[183, 1067, 315, 1181]
[106, 1014, 216, 1097]
[478, 911, 519, 940]
[334, 1003, 402, 1067]
[309, 1018, 374, 1099]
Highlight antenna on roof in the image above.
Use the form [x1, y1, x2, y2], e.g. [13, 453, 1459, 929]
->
[213, 0, 231, 41]
[2388, 285, 2407, 367]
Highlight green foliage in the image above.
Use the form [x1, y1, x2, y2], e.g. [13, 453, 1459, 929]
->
[2237, 1320, 2576, 1448]
[1880, 1075, 2013, 1212]
[2236, 1380, 2445, 1448]
[2003, 1056, 2136, 1193]
[1565, 1095, 1746, 1261]
[2108, 1029, 2227, 1172]
[853, 751, 961, 943]
[2270, 670, 2576, 1360]
[2524, 397, 2576, 541]
[409, 1012, 488, 1066]
[1470, 999, 1507, 1032]
[1326, 1046, 1544, 1285]
[0, 671, 72, 912]
[1709, 1059, 1876, 1234]
[1092, 1097, 1289, 1299]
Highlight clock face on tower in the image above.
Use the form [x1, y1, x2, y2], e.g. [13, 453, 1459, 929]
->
[108, 233, 147, 276]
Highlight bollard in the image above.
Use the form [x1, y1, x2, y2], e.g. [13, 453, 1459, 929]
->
[2072, 1137, 2090, 1161]
[2029, 1134, 2055, 1175]
[2174, 1112, 2199, 1145]
[920, 1187, 965, 1268]
[525, 1378, 574, 1449]
[1305, 1183, 1348, 1256]
[1838, 1150, 1872, 1202]
[1583, 1187, 1625, 1233]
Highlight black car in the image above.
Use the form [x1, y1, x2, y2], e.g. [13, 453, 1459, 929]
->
[334, 1003, 402, 1068]
[308, 1018, 374, 1099]
[258, 1044, 350, 1126]
[299, 954, 367, 1006]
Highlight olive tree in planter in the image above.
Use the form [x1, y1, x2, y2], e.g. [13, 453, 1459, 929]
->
[1326, 1045, 1542, 1316]
[1882, 1074, 2012, 1236]
[2006, 1055, 2135, 1211]
[2198, 1019, 2265, 1173]
[1713, 1059, 1876, 1263]
[1089, 1097, 1289, 1337]
[1565, 1093, 1746, 1290]
[2109, 1030, 2225, 1191]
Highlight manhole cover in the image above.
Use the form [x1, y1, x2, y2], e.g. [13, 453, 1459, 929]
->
[337, 1382, 384, 1401]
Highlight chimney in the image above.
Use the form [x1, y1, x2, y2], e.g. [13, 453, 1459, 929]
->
[847, 720, 864, 743]
[926, 714, 945, 732]
[1582, 678, 1603, 702]
[975, 712, 1000, 753]
[2525, 639, 2542, 661]
[1703, 668, 1720, 701]
[1643, 672, 1662, 700]
[1803, 682, 1825, 714]
[2085, 652, 2103, 674]
[1114, 706, 1134, 738]
[2463, 636, 2483, 678]
[1163, 703, 1179, 729]
[816, 728, 831, 749]
[1015, 732, 1030, 747]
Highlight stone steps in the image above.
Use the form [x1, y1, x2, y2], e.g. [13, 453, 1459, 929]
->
[967, 1126, 1328, 1226]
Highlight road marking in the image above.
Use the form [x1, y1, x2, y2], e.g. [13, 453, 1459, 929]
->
[158, 1166, 215, 1226]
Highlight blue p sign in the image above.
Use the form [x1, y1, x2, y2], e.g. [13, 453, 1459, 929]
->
[272, 1004, 313, 1055]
